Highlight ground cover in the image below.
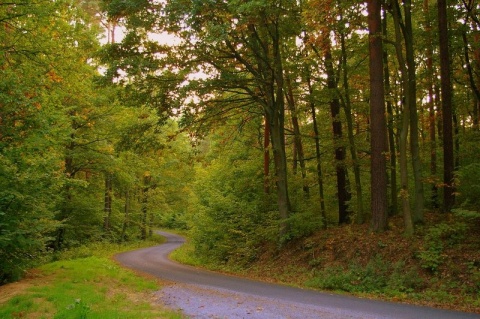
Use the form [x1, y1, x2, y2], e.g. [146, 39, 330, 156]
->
[0, 239, 183, 319]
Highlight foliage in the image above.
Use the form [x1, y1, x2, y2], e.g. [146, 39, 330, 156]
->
[52, 234, 163, 261]
[306, 256, 425, 295]
[456, 162, 480, 211]
[0, 0, 85, 283]
[281, 208, 324, 243]
[0, 0, 195, 283]
[418, 221, 467, 272]
[185, 119, 278, 265]
[1, 2, 479, 312]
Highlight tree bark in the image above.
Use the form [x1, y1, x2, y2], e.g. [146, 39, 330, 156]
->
[474, 30, 480, 130]
[307, 75, 327, 228]
[462, 24, 480, 129]
[274, 19, 291, 232]
[438, 0, 455, 211]
[121, 190, 130, 242]
[390, 0, 414, 235]
[424, 0, 439, 208]
[103, 173, 113, 232]
[324, 42, 351, 224]
[264, 117, 271, 194]
[340, 29, 365, 224]
[368, 0, 388, 232]
[382, 7, 398, 217]
[285, 71, 309, 197]
[141, 175, 150, 240]
[403, 0, 425, 224]
[55, 136, 75, 250]
[246, 18, 291, 234]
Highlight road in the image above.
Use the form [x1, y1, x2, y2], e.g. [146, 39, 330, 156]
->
[115, 231, 479, 319]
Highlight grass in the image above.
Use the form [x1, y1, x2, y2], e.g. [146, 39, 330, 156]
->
[169, 241, 202, 268]
[0, 237, 184, 319]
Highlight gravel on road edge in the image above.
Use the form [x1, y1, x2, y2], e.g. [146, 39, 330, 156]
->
[156, 283, 381, 319]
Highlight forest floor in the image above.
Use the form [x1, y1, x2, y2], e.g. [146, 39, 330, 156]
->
[235, 212, 480, 314]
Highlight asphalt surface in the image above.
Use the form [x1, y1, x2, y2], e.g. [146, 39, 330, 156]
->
[115, 231, 479, 319]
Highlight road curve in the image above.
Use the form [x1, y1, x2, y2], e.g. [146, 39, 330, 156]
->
[115, 231, 479, 319]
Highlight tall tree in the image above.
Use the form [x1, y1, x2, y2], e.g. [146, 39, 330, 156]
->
[368, 0, 388, 232]
[423, 0, 439, 208]
[389, 0, 414, 234]
[324, 40, 351, 224]
[161, 0, 301, 233]
[0, 0, 105, 279]
[285, 68, 309, 197]
[438, 0, 455, 211]
[307, 72, 327, 226]
[339, 14, 365, 224]
[302, 0, 355, 225]
[403, 0, 425, 224]
[382, 7, 398, 217]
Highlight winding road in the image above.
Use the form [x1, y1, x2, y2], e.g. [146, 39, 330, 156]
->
[115, 231, 479, 319]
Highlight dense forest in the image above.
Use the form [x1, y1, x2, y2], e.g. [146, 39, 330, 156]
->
[1, 0, 479, 302]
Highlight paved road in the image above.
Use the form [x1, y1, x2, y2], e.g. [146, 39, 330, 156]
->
[115, 231, 479, 319]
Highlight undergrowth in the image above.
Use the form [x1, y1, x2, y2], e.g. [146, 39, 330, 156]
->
[305, 256, 425, 296]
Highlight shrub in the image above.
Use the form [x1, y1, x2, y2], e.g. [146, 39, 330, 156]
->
[306, 256, 424, 295]
[418, 222, 467, 272]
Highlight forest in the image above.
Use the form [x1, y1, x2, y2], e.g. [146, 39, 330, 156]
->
[1, 0, 479, 309]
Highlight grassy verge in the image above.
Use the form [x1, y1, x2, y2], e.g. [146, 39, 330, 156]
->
[0, 238, 183, 319]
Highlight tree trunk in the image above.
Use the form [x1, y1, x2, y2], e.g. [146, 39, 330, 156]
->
[368, 0, 388, 232]
[307, 74, 327, 227]
[424, 0, 439, 208]
[247, 19, 290, 235]
[324, 41, 351, 224]
[141, 175, 150, 240]
[340, 30, 364, 224]
[55, 137, 75, 251]
[403, 0, 425, 224]
[382, 8, 398, 217]
[267, 105, 291, 231]
[272, 20, 291, 234]
[390, 0, 415, 234]
[462, 30, 480, 107]
[264, 117, 271, 194]
[285, 71, 309, 197]
[103, 173, 113, 232]
[453, 113, 460, 170]
[399, 109, 414, 236]
[121, 190, 130, 242]
[474, 30, 480, 130]
[149, 209, 154, 238]
[438, 0, 455, 211]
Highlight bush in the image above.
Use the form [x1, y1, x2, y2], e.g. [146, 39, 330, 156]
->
[457, 163, 480, 210]
[306, 256, 424, 295]
[418, 222, 467, 272]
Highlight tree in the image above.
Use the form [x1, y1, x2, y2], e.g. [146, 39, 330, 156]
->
[368, 0, 388, 232]
[324, 39, 352, 224]
[422, 0, 439, 208]
[438, 0, 455, 212]
[0, 0, 101, 279]
[388, 0, 414, 234]
[160, 0, 302, 234]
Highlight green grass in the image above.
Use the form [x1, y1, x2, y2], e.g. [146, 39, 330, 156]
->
[169, 240, 203, 267]
[0, 238, 184, 319]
